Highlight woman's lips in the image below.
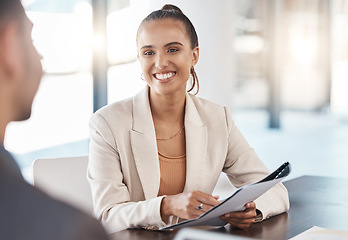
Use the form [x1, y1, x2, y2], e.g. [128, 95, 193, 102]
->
[153, 71, 176, 82]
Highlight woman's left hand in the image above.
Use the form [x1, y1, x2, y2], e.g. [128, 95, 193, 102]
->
[220, 201, 257, 229]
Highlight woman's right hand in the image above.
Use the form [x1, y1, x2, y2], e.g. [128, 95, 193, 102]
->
[160, 191, 221, 221]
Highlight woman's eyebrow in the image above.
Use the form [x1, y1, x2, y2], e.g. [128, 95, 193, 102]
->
[140, 42, 183, 50]
[164, 42, 183, 47]
[140, 45, 153, 50]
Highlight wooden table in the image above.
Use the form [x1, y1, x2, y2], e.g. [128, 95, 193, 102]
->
[109, 175, 348, 240]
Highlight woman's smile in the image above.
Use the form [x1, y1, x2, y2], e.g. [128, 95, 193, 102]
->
[153, 71, 176, 82]
[137, 18, 199, 96]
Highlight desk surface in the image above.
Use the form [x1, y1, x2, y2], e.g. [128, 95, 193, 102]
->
[109, 175, 348, 240]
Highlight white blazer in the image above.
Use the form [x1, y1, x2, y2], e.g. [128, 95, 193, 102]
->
[88, 87, 289, 233]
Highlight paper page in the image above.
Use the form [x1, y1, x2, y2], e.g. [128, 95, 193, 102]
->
[290, 226, 348, 240]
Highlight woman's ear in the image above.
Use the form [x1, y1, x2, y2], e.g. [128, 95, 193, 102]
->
[191, 46, 199, 66]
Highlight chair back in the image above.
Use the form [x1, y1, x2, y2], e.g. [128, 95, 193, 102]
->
[32, 156, 93, 214]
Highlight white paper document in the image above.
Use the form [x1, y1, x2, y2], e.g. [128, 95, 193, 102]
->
[290, 226, 348, 240]
[160, 162, 290, 230]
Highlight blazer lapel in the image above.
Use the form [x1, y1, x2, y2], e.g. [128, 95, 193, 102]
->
[130, 88, 160, 199]
[183, 94, 207, 193]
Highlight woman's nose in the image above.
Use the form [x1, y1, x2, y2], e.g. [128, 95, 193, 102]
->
[155, 54, 168, 69]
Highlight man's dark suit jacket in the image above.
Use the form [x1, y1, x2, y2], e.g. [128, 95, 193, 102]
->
[0, 144, 109, 240]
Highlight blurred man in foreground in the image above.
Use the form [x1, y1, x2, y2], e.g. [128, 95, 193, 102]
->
[0, 0, 109, 239]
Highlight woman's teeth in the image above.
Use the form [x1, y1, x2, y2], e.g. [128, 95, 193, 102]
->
[154, 72, 175, 80]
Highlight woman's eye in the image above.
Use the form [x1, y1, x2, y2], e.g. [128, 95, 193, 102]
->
[143, 51, 154, 56]
[168, 48, 178, 53]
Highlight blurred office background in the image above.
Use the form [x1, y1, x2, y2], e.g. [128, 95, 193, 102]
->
[5, 0, 348, 186]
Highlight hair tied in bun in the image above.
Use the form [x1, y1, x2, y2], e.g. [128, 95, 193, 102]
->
[161, 4, 183, 14]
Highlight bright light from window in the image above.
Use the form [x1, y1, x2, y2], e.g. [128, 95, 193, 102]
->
[22, 0, 36, 8]
[289, 36, 317, 65]
[234, 35, 264, 54]
[5, 7, 94, 154]
[107, 6, 141, 64]
[26, 8, 92, 74]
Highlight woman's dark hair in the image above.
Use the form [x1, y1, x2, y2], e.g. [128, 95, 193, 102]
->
[140, 4, 198, 49]
[137, 4, 200, 94]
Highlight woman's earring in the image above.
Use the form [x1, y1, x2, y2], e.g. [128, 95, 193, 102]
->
[188, 70, 193, 82]
[141, 73, 145, 81]
[190, 67, 195, 81]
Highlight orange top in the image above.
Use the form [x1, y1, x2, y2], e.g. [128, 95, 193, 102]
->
[157, 153, 186, 196]
[156, 127, 186, 196]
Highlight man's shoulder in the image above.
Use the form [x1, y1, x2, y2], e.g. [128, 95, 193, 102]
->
[0, 170, 108, 240]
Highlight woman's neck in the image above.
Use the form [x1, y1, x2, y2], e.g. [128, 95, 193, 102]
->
[149, 90, 186, 126]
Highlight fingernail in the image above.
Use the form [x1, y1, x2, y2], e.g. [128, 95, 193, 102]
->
[225, 214, 230, 217]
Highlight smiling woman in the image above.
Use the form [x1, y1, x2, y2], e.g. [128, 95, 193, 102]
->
[137, 4, 199, 96]
[137, 18, 199, 97]
[87, 4, 289, 233]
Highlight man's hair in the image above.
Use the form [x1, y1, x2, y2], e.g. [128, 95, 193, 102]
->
[0, 0, 25, 31]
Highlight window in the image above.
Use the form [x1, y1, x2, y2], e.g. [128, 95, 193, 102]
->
[5, 0, 149, 179]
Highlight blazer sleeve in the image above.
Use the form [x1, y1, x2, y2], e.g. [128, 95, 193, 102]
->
[87, 113, 167, 233]
[222, 107, 290, 220]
